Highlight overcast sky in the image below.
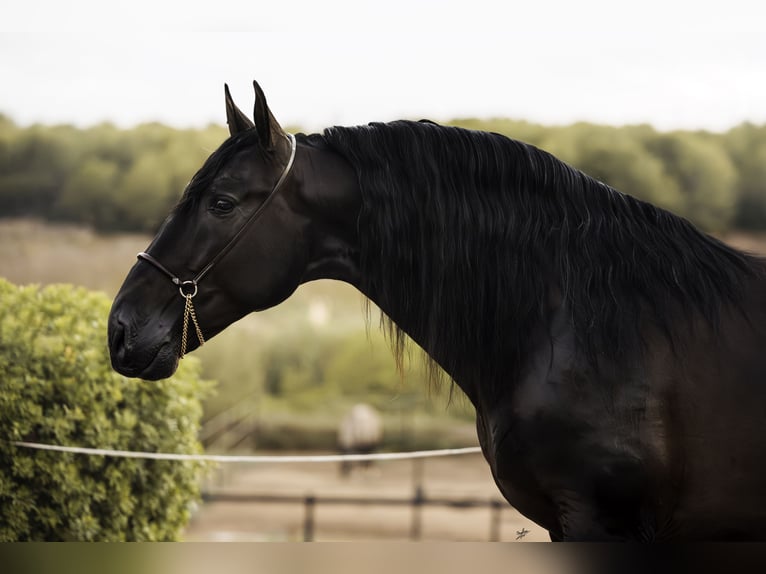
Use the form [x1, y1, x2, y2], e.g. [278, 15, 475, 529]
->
[2, 0, 764, 132]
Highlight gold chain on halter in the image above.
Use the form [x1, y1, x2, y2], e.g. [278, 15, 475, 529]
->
[180, 294, 205, 358]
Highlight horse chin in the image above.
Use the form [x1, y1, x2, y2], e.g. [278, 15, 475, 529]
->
[136, 346, 180, 381]
[137, 359, 179, 381]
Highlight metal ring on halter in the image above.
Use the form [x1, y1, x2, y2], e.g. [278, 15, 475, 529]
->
[179, 280, 198, 298]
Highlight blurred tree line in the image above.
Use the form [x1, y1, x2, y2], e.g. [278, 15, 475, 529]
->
[1, 113, 765, 232]
[450, 118, 766, 232]
[0, 115, 228, 232]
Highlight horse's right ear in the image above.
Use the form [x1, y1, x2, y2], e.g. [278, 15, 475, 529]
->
[224, 84, 254, 136]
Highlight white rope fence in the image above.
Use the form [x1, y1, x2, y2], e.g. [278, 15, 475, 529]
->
[12, 441, 482, 463]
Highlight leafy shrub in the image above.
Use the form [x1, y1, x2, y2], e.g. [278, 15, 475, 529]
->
[0, 279, 211, 541]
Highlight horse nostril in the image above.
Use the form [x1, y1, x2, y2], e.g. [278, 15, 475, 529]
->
[108, 316, 131, 357]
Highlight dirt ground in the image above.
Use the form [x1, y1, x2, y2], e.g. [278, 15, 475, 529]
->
[182, 452, 549, 542]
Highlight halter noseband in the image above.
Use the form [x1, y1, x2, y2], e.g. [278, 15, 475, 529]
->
[136, 132, 297, 357]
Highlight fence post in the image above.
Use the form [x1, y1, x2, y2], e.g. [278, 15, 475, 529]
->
[303, 495, 316, 541]
[489, 500, 502, 541]
[410, 486, 424, 540]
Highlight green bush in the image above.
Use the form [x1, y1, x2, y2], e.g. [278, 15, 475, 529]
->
[0, 279, 212, 541]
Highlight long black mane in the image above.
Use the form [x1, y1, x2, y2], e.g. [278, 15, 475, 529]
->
[319, 121, 759, 391]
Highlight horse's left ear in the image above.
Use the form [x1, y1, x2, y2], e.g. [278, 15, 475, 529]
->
[252, 80, 286, 150]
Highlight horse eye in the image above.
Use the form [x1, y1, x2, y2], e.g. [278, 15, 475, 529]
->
[209, 197, 235, 215]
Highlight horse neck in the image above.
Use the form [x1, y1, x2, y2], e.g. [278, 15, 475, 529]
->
[310, 121, 758, 415]
[295, 143, 479, 397]
[297, 142, 363, 284]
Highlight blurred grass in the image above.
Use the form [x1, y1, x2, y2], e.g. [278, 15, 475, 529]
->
[0, 218, 148, 296]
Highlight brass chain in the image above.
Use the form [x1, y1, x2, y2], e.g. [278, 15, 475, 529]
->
[180, 294, 205, 358]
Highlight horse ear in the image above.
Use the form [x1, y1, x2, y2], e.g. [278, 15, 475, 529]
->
[224, 83, 254, 136]
[252, 80, 286, 150]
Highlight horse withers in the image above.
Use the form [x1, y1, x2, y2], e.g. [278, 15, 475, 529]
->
[108, 81, 766, 540]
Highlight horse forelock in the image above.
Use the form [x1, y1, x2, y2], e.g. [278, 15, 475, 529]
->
[320, 120, 759, 393]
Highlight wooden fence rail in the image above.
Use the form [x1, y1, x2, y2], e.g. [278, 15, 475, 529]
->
[201, 490, 508, 541]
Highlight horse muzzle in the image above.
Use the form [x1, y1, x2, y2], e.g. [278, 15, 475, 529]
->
[107, 309, 179, 380]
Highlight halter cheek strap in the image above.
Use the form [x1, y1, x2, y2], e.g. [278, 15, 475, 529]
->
[136, 133, 297, 358]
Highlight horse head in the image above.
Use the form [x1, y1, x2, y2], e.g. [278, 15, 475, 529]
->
[108, 82, 360, 380]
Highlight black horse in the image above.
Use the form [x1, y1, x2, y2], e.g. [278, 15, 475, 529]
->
[108, 82, 766, 541]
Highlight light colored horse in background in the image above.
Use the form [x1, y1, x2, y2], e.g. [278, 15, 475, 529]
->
[337, 403, 383, 477]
